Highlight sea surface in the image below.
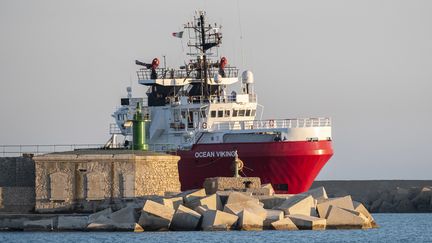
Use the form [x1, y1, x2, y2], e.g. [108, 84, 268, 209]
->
[1, 214, 431, 243]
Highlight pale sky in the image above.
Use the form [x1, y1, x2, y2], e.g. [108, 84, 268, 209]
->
[0, 0, 431, 180]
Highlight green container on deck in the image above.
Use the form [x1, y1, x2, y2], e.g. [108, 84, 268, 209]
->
[132, 102, 149, 150]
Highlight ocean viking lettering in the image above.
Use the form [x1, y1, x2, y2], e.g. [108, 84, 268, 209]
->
[194, 150, 237, 158]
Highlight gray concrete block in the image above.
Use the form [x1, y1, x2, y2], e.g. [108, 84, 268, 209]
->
[201, 210, 238, 231]
[301, 186, 328, 201]
[257, 195, 291, 209]
[224, 201, 267, 219]
[23, 218, 54, 231]
[271, 217, 298, 230]
[275, 195, 316, 216]
[226, 192, 259, 205]
[170, 205, 201, 231]
[325, 205, 366, 229]
[138, 200, 174, 231]
[287, 214, 326, 230]
[237, 209, 263, 230]
[263, 209, 284, 229]
[88, 208, 112, 224]
[317, 196, 354, 218]
[57, 216, 88, 230]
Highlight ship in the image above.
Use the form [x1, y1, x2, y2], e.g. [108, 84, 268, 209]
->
[109, 11, 333, 194]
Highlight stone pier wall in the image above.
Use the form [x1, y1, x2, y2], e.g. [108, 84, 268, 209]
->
[33, 150, 180, 213]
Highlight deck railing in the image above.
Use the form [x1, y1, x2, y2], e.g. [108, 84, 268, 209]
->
[0, 144, 103, 157]
[211, 117, 331, 131]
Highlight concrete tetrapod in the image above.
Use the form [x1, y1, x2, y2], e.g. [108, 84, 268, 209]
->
[170, 205, 202, 231]
[317, 196, 354, 218]
[237, 209, 264, 231]
[271, 217, 299, 230]
[201, 210, 238, 231]
[287, 214, 326, 230]
[275, 195, 317, 216]
[138, 200, 175, 231]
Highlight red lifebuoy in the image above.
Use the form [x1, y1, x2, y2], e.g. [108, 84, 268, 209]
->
[269, 119, 275, 127]
[202, 122, 207, 129]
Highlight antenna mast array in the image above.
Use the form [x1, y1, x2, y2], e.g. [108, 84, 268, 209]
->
[184, 11, 222, 98]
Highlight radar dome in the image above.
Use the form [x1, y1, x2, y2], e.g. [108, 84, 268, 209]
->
[241, 70, 254, 84]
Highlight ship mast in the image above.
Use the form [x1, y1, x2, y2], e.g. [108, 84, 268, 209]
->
[185, 11, 222, 100]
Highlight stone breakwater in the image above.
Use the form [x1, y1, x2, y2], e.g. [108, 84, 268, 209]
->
[312, 181, 432, 213]
[0, 184, 377, 231]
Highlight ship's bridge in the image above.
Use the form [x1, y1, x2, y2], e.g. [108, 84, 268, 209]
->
[137, 67, 239, 86]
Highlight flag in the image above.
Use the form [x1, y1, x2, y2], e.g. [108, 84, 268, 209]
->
[172, 31, 184, 38]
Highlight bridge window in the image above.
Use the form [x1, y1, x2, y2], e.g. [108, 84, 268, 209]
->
[251, 110, 256, 116]
[217, 110, 224, 117]
[246, 109, 251, 116]
[239, 109, 245, 117]
[233, 109, 238, 117]
[225, 110, 231, 117]
[211, 110, 216, 118]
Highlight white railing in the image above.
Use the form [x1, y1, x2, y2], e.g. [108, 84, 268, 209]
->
[211, 117, 331, 131]
[0, 144, 104, 157]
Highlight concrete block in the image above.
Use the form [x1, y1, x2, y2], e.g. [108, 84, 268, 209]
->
[257, 195, 291, 209]
[197, 194, 223, 211]
[226, 192, 259, 205]
[261, 183, 275, 196]
[88, 208, 112, 224]
[353, 201, 378, 228]
[302, 186, 328, 201]
[87, 216, 116, 231]
[23, 219, 54, 231]
[237, 209, 263, 230]
[138, 200, 175, 231]
[326, 205, 366, 229]
[217, 191, 252, 205]
[201, 210, 238, 231]
[170, 205, 201, 231]
[195, 205, 209, 215]
[167, 197, 183, 210]
[110, 206, 137, 229]
[263, 209, 284, 229]
[134, 223, 144, 232]
[184, 189, 207, 203]
[271, 217, 299, 230]
[275, 195, 316, 216]
[224, 201, 267, 219]
[317, 196, 354, 218]
[57, 216, 89, 230]
[287, 214, 326, 230]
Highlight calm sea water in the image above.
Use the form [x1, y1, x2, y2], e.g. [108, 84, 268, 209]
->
[1, 214, 431, 243]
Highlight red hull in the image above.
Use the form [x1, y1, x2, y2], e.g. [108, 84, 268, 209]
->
[177, 140, 333, 194]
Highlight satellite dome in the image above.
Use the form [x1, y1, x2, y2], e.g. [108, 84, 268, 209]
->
[241, 70, 254, 84]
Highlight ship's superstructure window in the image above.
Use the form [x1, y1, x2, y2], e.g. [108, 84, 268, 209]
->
[225, 110, 231, 117]
[239, 109, 245, 117]
[251, 109, 256, 116]
[233, 109, 238, 117]
[246, 109, 251, 116]
[211, 110, 217, 118]
[217, 110, 224, 117]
